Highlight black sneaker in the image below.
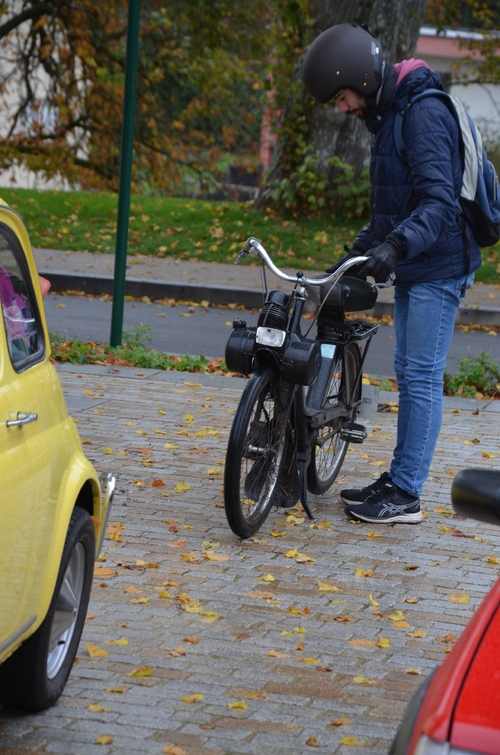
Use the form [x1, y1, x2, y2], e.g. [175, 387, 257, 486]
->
[345, 487, 422, 524]
[340, 471, 394, 506]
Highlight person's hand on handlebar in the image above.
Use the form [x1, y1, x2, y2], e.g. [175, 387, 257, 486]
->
[326, 236, 404, 283]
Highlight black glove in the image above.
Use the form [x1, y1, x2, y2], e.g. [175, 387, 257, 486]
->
[356, 237, 404, 281]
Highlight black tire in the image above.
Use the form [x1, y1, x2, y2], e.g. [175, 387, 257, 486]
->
[0, 506, 95, 712]
[307, 342, 361, 495]
[224, 365, 288, 538]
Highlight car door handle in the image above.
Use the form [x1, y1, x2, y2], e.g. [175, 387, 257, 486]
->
[6, 412, 38, 427]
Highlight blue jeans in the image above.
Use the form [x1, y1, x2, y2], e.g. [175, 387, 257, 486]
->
[389, 274, 474, 497]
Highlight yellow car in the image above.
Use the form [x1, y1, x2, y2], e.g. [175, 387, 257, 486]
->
[0, 199, 115, 711]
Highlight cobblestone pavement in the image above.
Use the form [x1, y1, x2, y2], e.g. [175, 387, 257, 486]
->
[1, 365, 500, 755]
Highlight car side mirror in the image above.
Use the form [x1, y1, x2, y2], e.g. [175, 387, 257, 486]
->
[452, 469, 500, 526]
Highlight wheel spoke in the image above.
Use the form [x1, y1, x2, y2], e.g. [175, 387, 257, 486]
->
[47, 543, 85, 679]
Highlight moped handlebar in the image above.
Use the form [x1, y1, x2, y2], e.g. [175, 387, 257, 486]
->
[236, 236, 367, 290]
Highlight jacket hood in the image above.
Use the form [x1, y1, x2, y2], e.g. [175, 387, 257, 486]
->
[392, 64, 443, 110]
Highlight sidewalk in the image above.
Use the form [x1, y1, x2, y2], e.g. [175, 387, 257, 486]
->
[34, 247, 500, 326]
[1, 363, 500, 755]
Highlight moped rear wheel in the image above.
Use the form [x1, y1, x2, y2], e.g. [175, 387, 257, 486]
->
[224, 365, 288, 538]
[307, 342, 361, 495]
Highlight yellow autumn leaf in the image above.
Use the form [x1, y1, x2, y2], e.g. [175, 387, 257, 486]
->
[103, 638, 128, 646]
[227, 700, 248, 709]
[331, 718, 350, 727]
[340, 737, 365, 746]
[88, 703, 110, 712]
[294, 626, 306, 634]
[286, 515, 305, 524]
[317, 580, 340, 593]
[164, 443, 179, 449]
[181, 693, 203, 703]
[103, 684, 127, 693]
[173, 481, 191, 493]
[406, 668, 423, 675]
[84, 643, 109, 659]
[407, 629, 427, 638]
[285, 548, 298, 558]
[203, 550, 229, 561]
[95, 735, 113, 745]
[377, 637, 391, 648]
[136, 429, 147, 436]
[127, 666, 152, 677]
[353, 675, 376, 685]
[355, 568, 373, 577]
[94, 565, 118, 577]
[369, 594, 380, 607]
[403, 596, 419, 604]
[297, 657, 319, 664]
[482, 451, 496, 458]
[366, 532, 383, 539]
[267, 650, 290, 658]
[129, 596, 150, 604]
[184, 414, 195, 423]
[158, 591, 173, 600]
[259, 573, 275, 582]
[281, 631, 293, 638]
[388, 610, 405, 622]
[488, 556, 500, 564]
[449, 593, 470, 604]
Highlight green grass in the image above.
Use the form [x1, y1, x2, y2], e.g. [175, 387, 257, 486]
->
[1, 187, 499, 282]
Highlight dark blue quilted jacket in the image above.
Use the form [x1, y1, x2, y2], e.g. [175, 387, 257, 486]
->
[355, 66, 482, 284]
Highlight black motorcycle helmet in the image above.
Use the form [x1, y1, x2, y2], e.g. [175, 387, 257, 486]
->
[303, 23, 382, 104]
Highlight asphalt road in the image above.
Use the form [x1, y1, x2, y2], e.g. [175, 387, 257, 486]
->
[44, 292, 500, 378]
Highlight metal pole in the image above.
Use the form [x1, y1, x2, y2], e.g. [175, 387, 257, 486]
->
[110, 0, 141, 347]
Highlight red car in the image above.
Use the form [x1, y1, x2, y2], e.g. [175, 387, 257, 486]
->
[390, 469, 500, 755]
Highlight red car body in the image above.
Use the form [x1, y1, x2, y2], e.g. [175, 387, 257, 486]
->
[391, 469, 500, 755]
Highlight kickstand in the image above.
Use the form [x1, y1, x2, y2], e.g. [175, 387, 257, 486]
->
[297, 451, 314, 520]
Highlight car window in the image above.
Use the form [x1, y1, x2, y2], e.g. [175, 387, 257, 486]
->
[0, 225, 43, 371]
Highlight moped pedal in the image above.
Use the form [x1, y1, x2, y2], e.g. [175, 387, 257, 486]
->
[339, 422, 367, 444]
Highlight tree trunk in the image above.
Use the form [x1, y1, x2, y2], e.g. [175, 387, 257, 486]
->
[264, 0, 428, 193]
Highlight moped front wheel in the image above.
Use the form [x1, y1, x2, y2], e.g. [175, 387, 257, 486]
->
[307, 342, 361, 495]
[224, 365, 288, 538]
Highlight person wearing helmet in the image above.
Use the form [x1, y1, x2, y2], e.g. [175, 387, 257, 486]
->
[303, 23, 481, 525]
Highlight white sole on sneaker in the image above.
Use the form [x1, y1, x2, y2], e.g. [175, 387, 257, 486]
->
[346, 510, 423, 524]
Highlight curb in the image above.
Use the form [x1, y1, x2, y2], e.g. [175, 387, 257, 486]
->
[40, 270, 500, 326]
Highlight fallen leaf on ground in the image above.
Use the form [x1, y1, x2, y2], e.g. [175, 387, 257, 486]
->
[449, 594, 469, 604]
[103, 684, 127, 693]
[305, 735, 321, 747]
[246, 691, 268, 699]
[259, 573, 275, 582]
[267, 650, 290, 658]
[353, 675, 376, 685]
[183, 636, 198, 644]
[181, 693, 203, 703]
[388, 610, 405, 622]
[88, 703, 110, 713]
[330, 718, 350, 727]
[377, 637, 391, 648]
[404, 564, 419, 571]
[406, 668, 423, 675]
[436, 634, 457, 644]
[84, 643, 109, 659]
[407, 629, 427, 638]
[340, 737, 365, 746]
[173, 481, 191, 493]
[355, 568, 373, 577]
[488, 556, 500, 564]
[129, 596, 150, 604]
[369, 594, 380, 607]
[94, 566, 118, 577]
[227, 700, 248, 709]
[162, 746, 188, 755]
[127, 666, 152, 677]
[403, 596, 419, 604]
[95, 735, 113, 745]
[104, 638, 128, 646]
[366, 531, 383, 539]
[317, 580, 340, 593]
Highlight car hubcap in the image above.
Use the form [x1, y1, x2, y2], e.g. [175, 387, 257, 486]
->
[47, 542, 85, 679]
